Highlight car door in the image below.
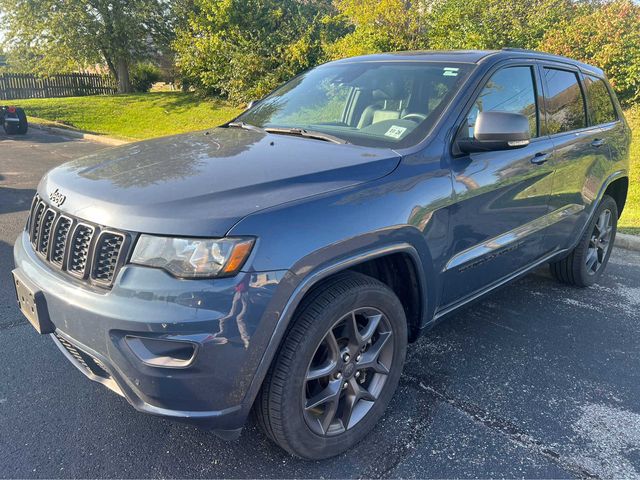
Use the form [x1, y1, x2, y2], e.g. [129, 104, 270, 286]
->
[539, 65, 612, 253]
[441, 62, 556, 308]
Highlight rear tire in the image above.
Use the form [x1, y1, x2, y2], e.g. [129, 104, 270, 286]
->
[550, 195, 617, 287]
[255, 271, 407, 459]
[4, 108, 28, 135]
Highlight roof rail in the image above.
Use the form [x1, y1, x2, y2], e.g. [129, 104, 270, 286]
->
[501, 47, 534, 52]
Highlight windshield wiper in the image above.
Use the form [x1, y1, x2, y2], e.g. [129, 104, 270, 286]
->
[264, 127, 348, 144]
[227, 121, 266, 133]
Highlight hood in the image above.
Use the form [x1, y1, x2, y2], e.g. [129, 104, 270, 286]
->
[41, 128, 401, 236]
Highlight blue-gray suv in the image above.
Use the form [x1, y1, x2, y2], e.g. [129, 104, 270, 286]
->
[13, 49, 631, 459]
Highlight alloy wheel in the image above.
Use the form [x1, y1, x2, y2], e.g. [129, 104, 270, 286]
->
[586, 208, 613, 274]
[302, 307, 394, 436]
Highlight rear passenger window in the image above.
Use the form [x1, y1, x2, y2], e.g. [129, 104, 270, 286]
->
[543, 68, 586, 134]
[464, 66, 538, 139]
[584, 75, 617, 125]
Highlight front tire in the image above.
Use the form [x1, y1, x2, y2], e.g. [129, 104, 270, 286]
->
[550, 195, 618, 287]
[255, 272, 407, 459]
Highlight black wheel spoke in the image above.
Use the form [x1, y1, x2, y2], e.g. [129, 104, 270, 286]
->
[305, 380, 341, 410]
[345, 311, 364, 348]
[342, 378, 376, 429]
[358, 331, 391, 371]
[325, 329, 340, 357]
[319, 395, 340, 434]
[360, 313, 383, 344]
[599, 225, 613, 241]
[306, 361, 338, 381]
[586, 249, 598, 271]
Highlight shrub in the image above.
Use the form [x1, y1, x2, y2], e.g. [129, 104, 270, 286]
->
[130, 63, 162, 93]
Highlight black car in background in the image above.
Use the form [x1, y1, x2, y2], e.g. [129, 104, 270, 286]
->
[1, 105, 28, 134]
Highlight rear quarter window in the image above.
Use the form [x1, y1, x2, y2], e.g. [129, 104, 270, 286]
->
[584, 75, 618, 125]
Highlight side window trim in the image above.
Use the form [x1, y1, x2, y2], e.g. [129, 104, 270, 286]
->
[532, 61, 546, 137]
[540, 63, 590, 137]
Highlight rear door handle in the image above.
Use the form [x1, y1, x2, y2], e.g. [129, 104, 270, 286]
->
[591, 138, 606, 147]
[531, 152, 550, 165]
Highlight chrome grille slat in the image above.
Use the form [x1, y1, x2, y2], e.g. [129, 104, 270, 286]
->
[26, 195, 128, 288]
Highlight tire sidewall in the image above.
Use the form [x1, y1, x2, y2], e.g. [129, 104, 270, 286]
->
[276, 282, 407, 459]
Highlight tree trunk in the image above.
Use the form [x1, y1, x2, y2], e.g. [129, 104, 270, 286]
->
[115, 57, 132, 93]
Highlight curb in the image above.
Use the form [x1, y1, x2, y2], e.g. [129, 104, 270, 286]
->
[31, 122, 130, 146]
[615, 233, 640, 252]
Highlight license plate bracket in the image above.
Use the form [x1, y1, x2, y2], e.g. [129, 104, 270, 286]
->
[12, 269, 54, 334]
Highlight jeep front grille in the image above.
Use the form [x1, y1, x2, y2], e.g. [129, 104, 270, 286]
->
[27, 195, 131, 288]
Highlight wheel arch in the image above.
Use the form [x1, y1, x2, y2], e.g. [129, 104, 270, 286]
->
[571, 170, 628, 251]
[604, 175, 628, 217]
[242, 241, 432, 414]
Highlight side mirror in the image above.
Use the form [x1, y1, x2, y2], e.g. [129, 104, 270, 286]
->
[246, 100, 256, 110]
[457, 111, 531, 153]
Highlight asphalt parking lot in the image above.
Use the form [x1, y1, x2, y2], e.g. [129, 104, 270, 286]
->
[1, 129, 639, 479]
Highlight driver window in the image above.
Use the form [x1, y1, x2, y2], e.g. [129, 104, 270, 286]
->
[462, 66, 538, 140]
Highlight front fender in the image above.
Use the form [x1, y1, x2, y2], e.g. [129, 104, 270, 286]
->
[236, 236, 433, 418]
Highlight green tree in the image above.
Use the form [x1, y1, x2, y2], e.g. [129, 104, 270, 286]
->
[173, 0, 336, 102]
[540, 0, 640, 105]
[427, 0, 583, 50]
[1, 0, 174, 93]
[325, 0, 430, 60]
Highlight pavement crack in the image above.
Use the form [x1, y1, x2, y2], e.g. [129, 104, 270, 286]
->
[358, 381, 437, 479]
[0, 320, 27, 332]
[404, 374, 600, 479]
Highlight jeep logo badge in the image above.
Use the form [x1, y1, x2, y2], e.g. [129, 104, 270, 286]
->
[49, 188, 66, 207]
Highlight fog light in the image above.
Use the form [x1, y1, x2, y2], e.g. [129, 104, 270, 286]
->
[125, 336, 197, 368]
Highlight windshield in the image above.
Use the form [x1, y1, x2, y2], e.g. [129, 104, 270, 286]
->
[235, 61, 473, 148]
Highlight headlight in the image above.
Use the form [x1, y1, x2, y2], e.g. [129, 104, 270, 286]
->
[130, 235, 254, 278]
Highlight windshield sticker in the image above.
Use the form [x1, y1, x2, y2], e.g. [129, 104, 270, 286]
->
[385, 125, 408, 139]
[443, 67, 459, 76]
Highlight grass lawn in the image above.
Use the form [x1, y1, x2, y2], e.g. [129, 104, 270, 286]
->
[16, 93, 242, 141]
[619, 106, 639, 234]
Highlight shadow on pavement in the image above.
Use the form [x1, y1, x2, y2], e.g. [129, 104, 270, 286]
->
[0, 129, 77, 144]
[0, 186, 36, 215]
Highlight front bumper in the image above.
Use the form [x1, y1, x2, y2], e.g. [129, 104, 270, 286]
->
[14, 230, 288, 434]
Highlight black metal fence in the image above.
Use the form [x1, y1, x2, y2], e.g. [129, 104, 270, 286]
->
[0, 73, 117, 100]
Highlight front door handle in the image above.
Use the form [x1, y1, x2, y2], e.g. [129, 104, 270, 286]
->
[591, 138, 606, 147]
[531, 152, 551, 165]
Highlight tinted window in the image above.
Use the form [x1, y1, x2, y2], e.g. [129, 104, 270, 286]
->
[544, 68, 586, 134]
[584, 75, 617, 125]
[462, 66, 538, 139]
